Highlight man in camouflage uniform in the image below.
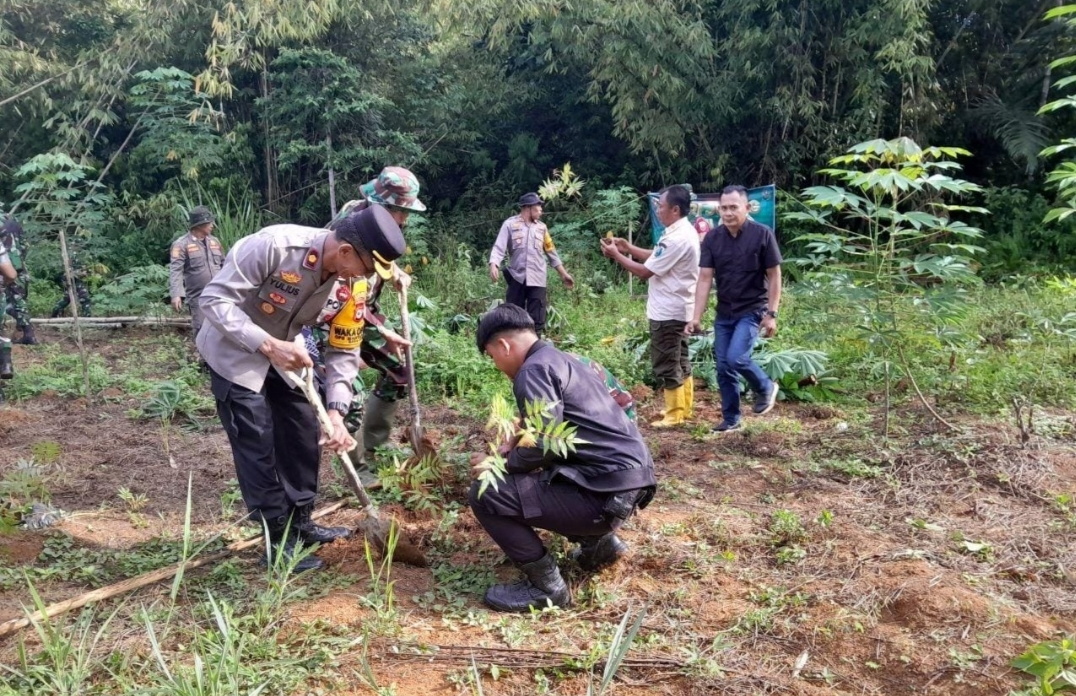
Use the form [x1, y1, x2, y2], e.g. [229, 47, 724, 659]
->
[170, 206, 225, 333]
[488, 192, 574, 335]
[50, 250, 93, 318]
[0, 235, 18, 404]
[331, 166, 425, 486]
[1, 215, 37, 344]
[568, 354, 637, 423]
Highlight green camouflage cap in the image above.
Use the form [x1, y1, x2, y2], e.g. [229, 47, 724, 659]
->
[360, 166, 426, 212]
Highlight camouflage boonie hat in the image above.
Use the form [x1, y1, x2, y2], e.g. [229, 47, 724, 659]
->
[188, 205, 215, 229]
[360, 166, 426, 212]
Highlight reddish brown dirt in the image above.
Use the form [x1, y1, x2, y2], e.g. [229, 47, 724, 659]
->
[0, 327, 1074, 695]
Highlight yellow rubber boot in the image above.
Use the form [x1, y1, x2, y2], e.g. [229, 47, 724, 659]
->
[651, 384, 687, 428]
[683, 376, 694, 419]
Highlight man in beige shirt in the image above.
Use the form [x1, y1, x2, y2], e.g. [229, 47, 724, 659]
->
[488, 192, 574, 335]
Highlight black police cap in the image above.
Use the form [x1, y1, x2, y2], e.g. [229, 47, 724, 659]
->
[333, 204, 406, 279]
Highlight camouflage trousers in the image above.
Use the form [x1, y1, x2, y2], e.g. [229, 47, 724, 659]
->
[4, 274, 31, 329]
[51, 274, 92, 318]
[361, 324, 409, 402]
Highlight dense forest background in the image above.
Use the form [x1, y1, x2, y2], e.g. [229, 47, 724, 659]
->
[2, 0, 1076, 285]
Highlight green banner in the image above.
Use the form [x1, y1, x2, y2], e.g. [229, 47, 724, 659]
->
[649, 185, 776, 244]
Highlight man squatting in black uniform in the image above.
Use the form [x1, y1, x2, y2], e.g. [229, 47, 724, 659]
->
[468, 304, 657, 612]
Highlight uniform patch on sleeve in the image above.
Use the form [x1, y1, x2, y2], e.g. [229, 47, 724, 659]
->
[171, 246, 182, 259]
[543, 231, 556, 253]
[302, 248, 319, 270]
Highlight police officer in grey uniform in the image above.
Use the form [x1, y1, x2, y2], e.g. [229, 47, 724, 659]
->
[170, 206, 225, 333]
[488, 193, 574, 335]
[197, 205, 406, 572]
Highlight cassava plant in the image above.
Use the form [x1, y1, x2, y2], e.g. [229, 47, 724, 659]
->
[1039, 5, 1076, 225]
[473, 394, 587, 498]
[786, 138, 987, 435]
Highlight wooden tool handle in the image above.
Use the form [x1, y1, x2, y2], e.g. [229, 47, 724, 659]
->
[285, 368, 379, 518]
[396, 283, 423, 450]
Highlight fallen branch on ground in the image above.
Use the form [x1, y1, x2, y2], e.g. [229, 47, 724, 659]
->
[0, 500, 348, 639]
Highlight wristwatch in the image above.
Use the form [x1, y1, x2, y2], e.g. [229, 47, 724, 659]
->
[327, 401, 350, 416]
[764, 309, 778, 319]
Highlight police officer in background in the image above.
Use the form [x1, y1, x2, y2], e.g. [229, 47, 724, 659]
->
[197, 205, 406, 572]
[170, 206, 225, 333]
[488, 193, 574, 335]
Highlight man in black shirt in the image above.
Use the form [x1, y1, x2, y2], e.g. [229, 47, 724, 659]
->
[469, 304, 657, 612]
[686, 185, 783, 432]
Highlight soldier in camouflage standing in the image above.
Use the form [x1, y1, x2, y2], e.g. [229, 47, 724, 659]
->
[331, 167, 425, 486]
[1, 215, 38, 344]
[170, 206, 225, 333]
[0, 234, 19, 404]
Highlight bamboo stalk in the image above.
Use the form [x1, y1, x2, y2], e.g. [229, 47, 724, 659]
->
[0, 501, 348, 639]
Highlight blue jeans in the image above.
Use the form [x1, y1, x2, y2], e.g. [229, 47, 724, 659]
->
[714, 310, 773, 425]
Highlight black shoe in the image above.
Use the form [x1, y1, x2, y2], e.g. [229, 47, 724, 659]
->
[753, 381, 779, 415]
[260, 534, 324, 573]
[296, 504, 351, 545]
[261, 516, 323, 573]
[17, 325, 37, 345]
[484, 552, 570, 612]
[0, 347, 12, 380]
[569, 533, 628, 572]
[712, 420, 741, 433]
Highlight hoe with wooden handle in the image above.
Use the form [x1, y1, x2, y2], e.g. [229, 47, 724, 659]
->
[283, 367, 427, 567]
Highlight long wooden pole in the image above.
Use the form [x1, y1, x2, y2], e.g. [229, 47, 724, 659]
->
[0, 501, 347, 639]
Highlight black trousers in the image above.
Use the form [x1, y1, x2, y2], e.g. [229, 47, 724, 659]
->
[505, 274, 548, 335]
[210, 367, 321, 522]
[469, 473, 614, 564]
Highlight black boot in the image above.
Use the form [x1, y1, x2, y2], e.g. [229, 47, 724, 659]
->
[569, 533, 628, 572]
[0, 342, 13, 379]
[17, 324, 37, 345]
[296, 504, 351, 545]
[261, 515, 323, 573]
[483, 552, 570, 612]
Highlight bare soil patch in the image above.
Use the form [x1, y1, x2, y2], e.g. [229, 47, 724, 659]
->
[1, 328, 1074, 694]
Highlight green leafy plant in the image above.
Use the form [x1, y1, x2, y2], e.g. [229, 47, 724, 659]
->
[95, 265, 170, 315]
[4, 584, 120, 695]
[587, 605, 648, 696]
[787, 137, 987, 435]
[1011, 636, 1076, 695]
[472, 394, 588, 498]
[0, 458, 52, 533]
